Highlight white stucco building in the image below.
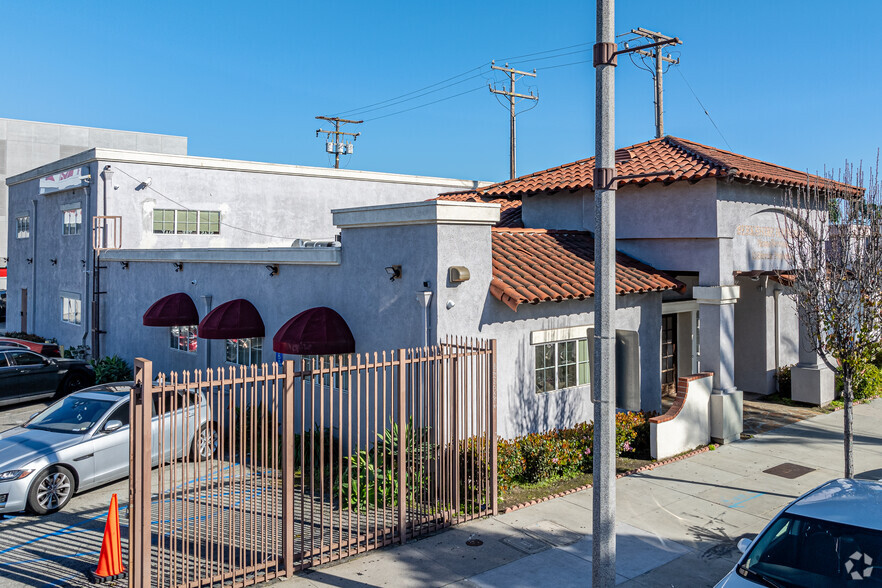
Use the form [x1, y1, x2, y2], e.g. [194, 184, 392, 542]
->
[6, 136, 854, 442]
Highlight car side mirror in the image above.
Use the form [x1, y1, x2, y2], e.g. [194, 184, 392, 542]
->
[737, 537, 753, 554]
[103, 420, 124, 433]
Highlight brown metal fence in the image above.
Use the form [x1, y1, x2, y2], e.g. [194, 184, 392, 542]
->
[128, 339, 497, 588]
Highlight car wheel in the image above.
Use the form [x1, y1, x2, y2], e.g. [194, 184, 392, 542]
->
[190, 424, 218, 459]
[56, 370, 90, 399]
[27, 465, 75, 515]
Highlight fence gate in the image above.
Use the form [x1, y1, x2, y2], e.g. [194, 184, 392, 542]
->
[129, 339, 497, 587]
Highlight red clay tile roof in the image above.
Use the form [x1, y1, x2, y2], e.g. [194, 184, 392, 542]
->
[433, 192, 523, 228]
[490, 228, 683, 311]
[444, 136, 861, 199]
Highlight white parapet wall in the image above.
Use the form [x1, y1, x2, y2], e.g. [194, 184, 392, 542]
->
[650, 372, 714, 460]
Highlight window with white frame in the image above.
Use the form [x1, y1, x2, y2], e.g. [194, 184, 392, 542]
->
[152, 209, 221, 235]
[62, 207, 82, 235]
[226, 337, 262, 366]
[198, 211, 220, 234]
[170, 325, 198, 353]
[534, 338, 590, 393]
[153, 209, 175, 234]
[301, 354, 351, 391]
[176, 210, 198, 234]
[16, 216, 30, 239]
[61, 293, 82, 325]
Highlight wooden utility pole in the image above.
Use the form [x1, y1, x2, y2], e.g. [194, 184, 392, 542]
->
[315, 116, 362, 169]
[489, 62, 537, 179]
[625, 28, 681, 138]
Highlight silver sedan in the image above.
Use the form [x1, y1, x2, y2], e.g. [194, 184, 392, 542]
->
[0, 382, 217, 515]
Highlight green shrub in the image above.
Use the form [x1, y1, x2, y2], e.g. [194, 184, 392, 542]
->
[91, 355, 133, 383]
[775, 365, 794, 396]
[64, 345, 90, 359]
[854, 363, 882, 400]
[3, 331, 56, 344]
[495, 411, 653, 493]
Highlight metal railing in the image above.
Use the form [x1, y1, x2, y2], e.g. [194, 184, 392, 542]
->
[129, 339, 497, 588]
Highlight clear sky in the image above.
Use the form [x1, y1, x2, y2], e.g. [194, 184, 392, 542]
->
[1, 1, 879, 183]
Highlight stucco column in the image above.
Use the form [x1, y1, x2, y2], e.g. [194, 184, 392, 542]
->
[695, 285, 743, 443]
[791, 310, 835, 405]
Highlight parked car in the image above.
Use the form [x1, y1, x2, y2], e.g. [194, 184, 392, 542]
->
[0, 291, 6, 323]
[0, 337, 61, 358]
[715, 478, 882, 587]
[0, 349, 94, 407]
[0, 382, 217, 515]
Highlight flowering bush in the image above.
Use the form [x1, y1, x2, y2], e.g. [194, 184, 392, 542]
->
[497, 411, 653, 492]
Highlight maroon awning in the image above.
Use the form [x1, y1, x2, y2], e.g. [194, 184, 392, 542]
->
[273, 307, 355, 355]
[198, 299, 265, 339]
[143, 293, 199, 327]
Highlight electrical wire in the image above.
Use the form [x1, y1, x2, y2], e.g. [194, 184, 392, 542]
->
[332, 63, 489, 117]
[361, 85, 487, 122]
[333, 69, 490, 118]
[496, 41, 592, 63]
[113, 166, 299, 240]
[675, 67, 733, 150]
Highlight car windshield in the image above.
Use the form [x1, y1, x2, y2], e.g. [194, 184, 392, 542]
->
[740, 512, 882, 587]
[26, 396, 115, 434]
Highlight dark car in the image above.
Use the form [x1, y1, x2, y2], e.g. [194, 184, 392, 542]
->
[0, 349, 95, 407]
[0, 337, 61, 358]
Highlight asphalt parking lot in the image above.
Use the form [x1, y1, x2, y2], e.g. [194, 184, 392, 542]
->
[0, 399, 130, 588]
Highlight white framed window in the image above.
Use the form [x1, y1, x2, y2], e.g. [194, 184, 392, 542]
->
[226, 337, 262, 366]
[153, 209, 220, 235]
[62, 206, 82, 236]
[153, 209, 175, 234]
[61, 292, 82, 325]
[198, 211, 220, 234]
[170, 325, 198, 353]
[16, 216, 30, 239]
[176, 210, 198, 234]
[302, 354, 351, 391]
[534, 338, 590, 394]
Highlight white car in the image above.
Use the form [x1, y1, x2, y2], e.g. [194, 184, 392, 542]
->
[715, 478, 882, 587]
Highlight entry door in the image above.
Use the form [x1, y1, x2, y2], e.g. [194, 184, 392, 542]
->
[20, 288, 27, 332]
[661, 314, 678, 394]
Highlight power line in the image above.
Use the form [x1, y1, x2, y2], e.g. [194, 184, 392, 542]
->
[362, 85, 486, 122]
[332, 63, 488, 117]
[315, 116, 362, 169]
[489, 62, 538, 179]
[675, 67, 732, 150]
[113, 167, 299, 241]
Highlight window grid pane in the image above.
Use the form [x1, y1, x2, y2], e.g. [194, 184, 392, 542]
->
[153, 209, 175, 234]
[63, 208, 82, 235]
[535, 337, 591, 394]
[16, 216, 30, 239]
[61, 295, 82, 324]
[199, 211, 220, 234]
[177, 210, 198, 234]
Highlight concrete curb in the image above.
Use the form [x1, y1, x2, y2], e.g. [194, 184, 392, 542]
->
[500, 445, 713, 514]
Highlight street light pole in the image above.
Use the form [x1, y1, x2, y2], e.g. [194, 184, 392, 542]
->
[593, 0, 617, 585]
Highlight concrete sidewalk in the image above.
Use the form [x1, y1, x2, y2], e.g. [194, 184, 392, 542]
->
[278, 399, 882, 587]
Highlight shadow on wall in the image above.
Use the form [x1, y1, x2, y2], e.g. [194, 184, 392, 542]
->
[499, 322, 589, 440]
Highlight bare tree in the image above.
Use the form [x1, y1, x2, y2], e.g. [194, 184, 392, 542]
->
[781, 160, 882, 478]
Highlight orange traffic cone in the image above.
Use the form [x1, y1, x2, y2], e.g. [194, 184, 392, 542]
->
[88, 493, 127, 584]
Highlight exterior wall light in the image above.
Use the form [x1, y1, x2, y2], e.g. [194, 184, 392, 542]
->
[26, 258, 33, 264]
[120, 261, 129, 270]
[385, 265, 402, 281]
[266, 264, 279, 277]
[173, 262, 184, 272]
[50, 258, 58, 265]
[448, 266, 470, 283]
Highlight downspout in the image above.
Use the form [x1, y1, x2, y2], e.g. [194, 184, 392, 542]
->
[82, 184, 92, 355]
[773, 288, 781, 392]
[30, 198, 38, 333]
[416, 290, 433, 347]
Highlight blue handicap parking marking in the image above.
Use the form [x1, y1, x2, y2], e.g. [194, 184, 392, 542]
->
[722, 491, 764, 508]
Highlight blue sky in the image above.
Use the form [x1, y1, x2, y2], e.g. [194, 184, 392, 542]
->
[1, 1, 879, 183]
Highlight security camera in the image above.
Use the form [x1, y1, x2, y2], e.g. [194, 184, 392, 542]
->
[191, 280, 198, 285]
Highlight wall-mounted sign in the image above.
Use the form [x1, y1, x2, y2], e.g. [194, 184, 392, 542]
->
[40, 166, 90, 195]
[733, 211, 790, 271]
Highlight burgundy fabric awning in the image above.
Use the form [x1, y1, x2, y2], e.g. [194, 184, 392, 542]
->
[143, 293, 199, 327]
[198, 299, 265, 339]
[273, 307, 355, 356]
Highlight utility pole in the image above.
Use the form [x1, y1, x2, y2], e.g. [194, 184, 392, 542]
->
[593, 9, 681, 586]
[489, 62, 537, 179]
[315, 116, 362, 169]
[623, 28, 681, 138]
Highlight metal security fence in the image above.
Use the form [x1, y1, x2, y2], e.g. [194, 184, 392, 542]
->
[128, 339, 497, 588]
